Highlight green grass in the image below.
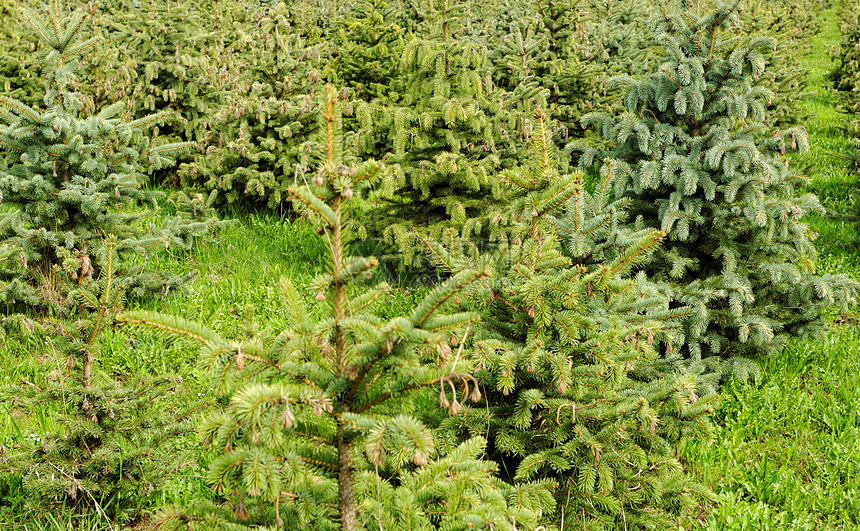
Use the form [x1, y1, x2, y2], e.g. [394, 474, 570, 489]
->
[0, 214, 314, 529]
[682, 326, 860, 530]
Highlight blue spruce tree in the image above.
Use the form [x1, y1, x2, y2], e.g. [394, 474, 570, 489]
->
[573, 1, 858, 377]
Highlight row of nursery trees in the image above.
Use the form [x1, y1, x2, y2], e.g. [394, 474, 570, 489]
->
[832, 0, 860, 230]
[0, 0, 857, 529]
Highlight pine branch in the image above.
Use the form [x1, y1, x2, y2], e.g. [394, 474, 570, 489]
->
[0, 96, 41, 124]
[411, 268, 489, 327]
[117, 310, 225, 346]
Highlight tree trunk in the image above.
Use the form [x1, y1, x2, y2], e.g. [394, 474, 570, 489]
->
[337, 423, 357, 531]
[83, 349, 93, 389]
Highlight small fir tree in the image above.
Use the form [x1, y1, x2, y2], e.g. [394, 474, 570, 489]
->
[82, 0, 238, 184]
[832, 0, 860, 101]
[736, 0, 819, 127]
[832, 0, 860, 235]
[1, 240, 204, 522]
[573, 1, 858, 373]
[326, 0, 406, 103]
[0, 0, 209, 310]
[0, 4, 219, 524]
[424, 110, 717, 528]
[178, 1, 331, 209]
[122, 85, 549, 530]
[489, 0, 654, 146]
[87, 0, 214, 128]
[488, 1, 584, 144]
[0, 0, 42, 113]
[358, 0, 530, 262]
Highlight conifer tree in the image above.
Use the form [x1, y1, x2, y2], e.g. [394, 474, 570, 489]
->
[121, 85, 549, 530]
[832, 0, 860, 235]
[490, 0, 653, 146]
[832, 0, 860, 100]
[0, 0, 212, 309]
[82, 0, 238, 183]
[424, 110, 717, 528]
[326, 0, 406, 103]
[178, 1, 330, 209]
[488, 0, 585, 144]
[1, 240, 203, 522]
[0, 0, 42, 112]
[0, 6, 219, 523]
[573, 1, 858, 373]
[358, 0, 529, 262]
[736, 0, 819, 127]
[0, 0, 41, 174]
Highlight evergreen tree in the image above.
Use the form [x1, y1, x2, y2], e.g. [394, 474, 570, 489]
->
[490, 0, 653, 146]
[832, 0, 860, 235]
[424, 110, 717, 528]
[326, 0, 406, 103]
[573, 1, 858, 373]
[0, 0, 214, 309]
[0, 6, 221, 522]
[737, 0, 820, 127]
[0, 0, 42, 172]
[177, 1, 331, 209]
[1, 240, 203, 522]
[82, 0, 238, 184]
[832, 0, 860, 100]
[358, 0, 530, 263]
[0, 0, 42, 112]
[488, 0, 585, 145]
[121, 85, 550, 530]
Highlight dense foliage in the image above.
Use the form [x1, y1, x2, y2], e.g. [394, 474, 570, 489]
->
[0, 1, 219, 310]
[0, 3, 220, 525]
[831, 0, 860, 103]
[573, 2, 857, 375]
[354, 0, 529, 261]
[181, 3, 330, 209]
[738, 0, 821, 127]
[0, 0, 41, 114]
[424, 110, 718, 528]
[123, 86, 549, 530]
[489, 0, 654, 141]
[1, 0, 855, 529]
